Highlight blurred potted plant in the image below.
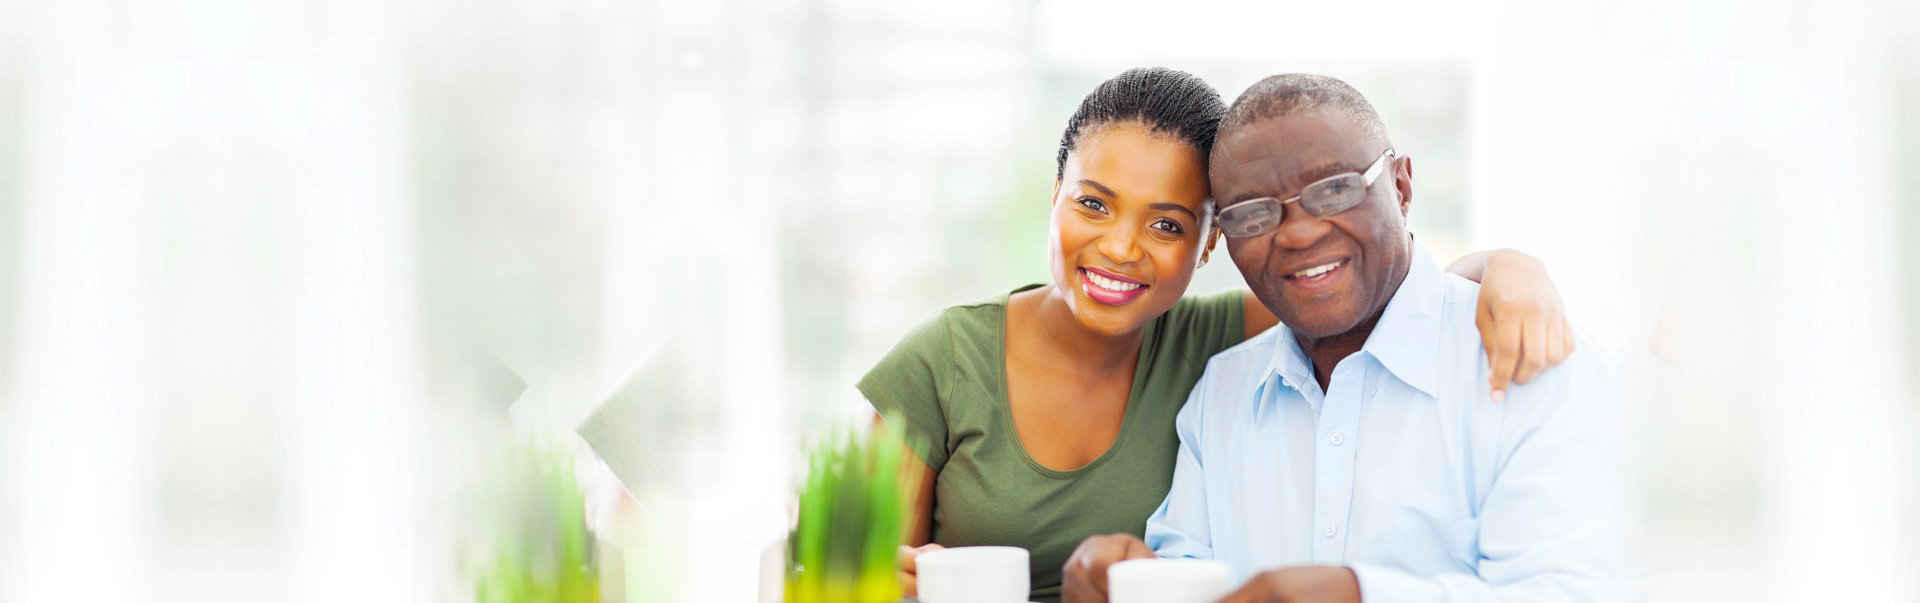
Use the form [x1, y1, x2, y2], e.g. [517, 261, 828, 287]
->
[472, 442, 600, 603]
[786, 425, 913, 603]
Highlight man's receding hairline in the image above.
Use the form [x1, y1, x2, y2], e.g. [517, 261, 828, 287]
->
[1215, 74, 1391, 152]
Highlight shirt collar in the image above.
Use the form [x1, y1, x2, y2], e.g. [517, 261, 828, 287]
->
[1250, 235, 1446, 416]
[1359, 237, 1444, 399]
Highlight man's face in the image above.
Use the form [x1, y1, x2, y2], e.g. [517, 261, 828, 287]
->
[1211, 106, 1414, 339]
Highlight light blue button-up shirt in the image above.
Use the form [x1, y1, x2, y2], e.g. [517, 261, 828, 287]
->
[1145, 240, 1624, 602]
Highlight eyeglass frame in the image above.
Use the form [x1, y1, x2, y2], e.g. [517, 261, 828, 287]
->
[1216, 148, 1399, 239]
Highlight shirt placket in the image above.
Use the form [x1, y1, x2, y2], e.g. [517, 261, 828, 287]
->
[1311, 361, 1366, 563]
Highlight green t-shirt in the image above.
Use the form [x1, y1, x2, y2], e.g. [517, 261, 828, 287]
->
[858, 285, 1245, 603]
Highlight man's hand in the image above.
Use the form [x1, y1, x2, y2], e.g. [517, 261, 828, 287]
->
[1060, 533, 1156, 603]
[895, 542, 944, 597]
[1215, 566, 1360, 603]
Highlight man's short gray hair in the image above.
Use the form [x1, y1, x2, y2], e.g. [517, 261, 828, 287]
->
[1216, 73, 1390, 152]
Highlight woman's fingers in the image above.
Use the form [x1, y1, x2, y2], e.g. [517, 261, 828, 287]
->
[897, 545, 919, 597]
[897, 544, 917, 573]
[897, 569, 918, 597]
[1481, 301, 1520, 402]
[1514, 317, 1550, 385]
[1555, 318, 1577, 361]
[896, 543, 942, 596]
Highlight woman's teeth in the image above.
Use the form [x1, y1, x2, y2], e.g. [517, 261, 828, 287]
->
[1291, 261, 1343, 279]
[1085, 270, 1143, 292]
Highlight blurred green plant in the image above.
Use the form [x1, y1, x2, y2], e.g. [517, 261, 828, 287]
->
[786, 425, 912, 603]
[472, 442, 600, 603]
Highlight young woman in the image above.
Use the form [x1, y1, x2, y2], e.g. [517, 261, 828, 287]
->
[861, 68, 1572, 602]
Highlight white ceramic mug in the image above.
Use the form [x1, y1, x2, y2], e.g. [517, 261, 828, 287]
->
[1107, 558, 1232, 603]
[914, 546, 1030, 603]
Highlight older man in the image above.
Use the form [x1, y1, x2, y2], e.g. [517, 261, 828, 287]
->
[1061, 74, 1623, 602]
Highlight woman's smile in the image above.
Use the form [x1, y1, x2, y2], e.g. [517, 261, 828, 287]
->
[1079, 266, 1150, 305]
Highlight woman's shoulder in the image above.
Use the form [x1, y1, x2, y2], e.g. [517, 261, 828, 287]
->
[859, 286, 1032, 473]
[891, 286, 1028, 355]
[862, 285, 1029, 387]
[1160, 288, 1246, 335]
[1147, 288, 1249, 366]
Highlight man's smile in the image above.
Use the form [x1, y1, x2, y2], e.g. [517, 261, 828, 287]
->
[1281, 257, 1349, 291]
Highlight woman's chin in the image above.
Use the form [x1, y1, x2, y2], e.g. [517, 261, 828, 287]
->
[1067, 299, 1156, 337]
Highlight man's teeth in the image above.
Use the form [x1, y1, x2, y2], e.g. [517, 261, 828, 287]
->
[1085, 270, 1143, 292]
[1291, 261, 1343, 279]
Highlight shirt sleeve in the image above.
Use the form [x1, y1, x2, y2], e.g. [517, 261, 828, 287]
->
[856, 312, 954, 472]
[1353, 337, 1626, 603]
[1143, 369, 1216, 560]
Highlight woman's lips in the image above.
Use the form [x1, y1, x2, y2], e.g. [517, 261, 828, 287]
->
[1080, 267, 1149, 305]
[1282, 259, 1347, 292]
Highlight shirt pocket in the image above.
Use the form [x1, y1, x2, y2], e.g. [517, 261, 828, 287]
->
[1376, 506, 1480, 574]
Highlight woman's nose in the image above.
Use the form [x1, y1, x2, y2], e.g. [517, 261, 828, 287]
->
[1097, 227, 1145, 264]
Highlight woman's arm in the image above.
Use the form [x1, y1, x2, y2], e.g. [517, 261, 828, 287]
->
[1449, 249, 1574, 401]
[1238, 248, 1572, 400]
[873, 414, 941, 596]
[869, 414, 936, 545]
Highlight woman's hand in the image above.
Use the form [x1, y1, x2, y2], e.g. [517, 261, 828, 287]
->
[1472, 249, 1574, 401]
[897, 542, 945, 596]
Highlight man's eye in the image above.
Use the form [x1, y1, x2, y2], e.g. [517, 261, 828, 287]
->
[1077, 198, 1107, 213]
[1322, 181, 1350, 196]
[1152, 219, 1184, 234]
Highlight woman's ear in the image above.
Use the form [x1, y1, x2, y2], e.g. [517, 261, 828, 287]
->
[1052, 179, 1062, 207]
[1198, 223, 1223, 268]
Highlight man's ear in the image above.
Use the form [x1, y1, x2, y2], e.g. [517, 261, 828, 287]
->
[1393, 155, 1414, 217]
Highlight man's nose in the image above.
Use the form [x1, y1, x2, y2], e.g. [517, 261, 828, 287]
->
[1269, 203, 1332, 249]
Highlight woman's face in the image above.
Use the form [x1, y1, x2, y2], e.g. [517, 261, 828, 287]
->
[1048, 121, 1218, 337]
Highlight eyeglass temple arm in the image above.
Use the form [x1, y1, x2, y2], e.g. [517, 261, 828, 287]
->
[1363, 149, 1397, 183]
[1367, 148, 1397, 183]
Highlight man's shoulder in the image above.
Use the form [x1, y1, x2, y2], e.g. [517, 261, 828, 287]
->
[1204, 323, 1282, 373]
[1432, 273, 1611, 410]
[1502, 329, 1613, 409]
[1184, 325, 1283, 404]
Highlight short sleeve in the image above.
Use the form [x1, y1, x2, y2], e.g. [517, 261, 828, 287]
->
[857, 312, 954, 472]
[1158, 289, 1248, 362]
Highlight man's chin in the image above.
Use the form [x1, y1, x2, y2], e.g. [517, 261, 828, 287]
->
[1267, 294, 1365, 340]
[1281, 314, 1363, 340]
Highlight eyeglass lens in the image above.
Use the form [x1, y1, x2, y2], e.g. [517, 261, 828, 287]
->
[1219, 172, 1370, 238]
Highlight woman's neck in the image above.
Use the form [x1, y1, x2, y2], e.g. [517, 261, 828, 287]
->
[1013, 283, 1146, 376]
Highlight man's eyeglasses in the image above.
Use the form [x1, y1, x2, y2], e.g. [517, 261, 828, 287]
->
[1217, 149, 1397, 239]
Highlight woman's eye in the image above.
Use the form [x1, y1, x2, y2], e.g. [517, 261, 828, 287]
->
[1077, 198, 1107, 213]
[1152, 219, 1185, 234]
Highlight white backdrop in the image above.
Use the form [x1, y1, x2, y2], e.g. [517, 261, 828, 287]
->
[1, 0, 1914, 601]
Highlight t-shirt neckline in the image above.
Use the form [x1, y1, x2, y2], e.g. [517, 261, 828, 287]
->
[995, 283, 1156, 478]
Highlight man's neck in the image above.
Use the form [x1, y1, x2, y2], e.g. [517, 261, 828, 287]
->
[1295, 256, 1413, 393]
[1296, 311, 1382, 392]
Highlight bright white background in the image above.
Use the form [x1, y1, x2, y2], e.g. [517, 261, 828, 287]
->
[1, 0, 1915, 601]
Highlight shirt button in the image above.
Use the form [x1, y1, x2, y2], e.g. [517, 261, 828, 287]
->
[1330, 432, 1344, 446]
[1324, 525, 1338, 538]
